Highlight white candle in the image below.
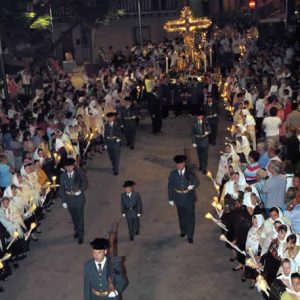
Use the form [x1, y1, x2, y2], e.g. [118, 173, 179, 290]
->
[203, 55, 207, 73]
[165, 57, 169, 74]
[209, 48, 212, 67]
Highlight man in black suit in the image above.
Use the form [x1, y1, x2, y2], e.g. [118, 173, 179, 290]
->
[104, 112, 122, 175]
[120, 97, 138, 150]
[207, 75, 219, 102]
[204, 94, 219, 146]
[168, 155, 198, 243]
[84, 238, 127, 300]
[59, 158, 88, 244]
[192, 110, 212, 174]
[121, 181, 143, 241]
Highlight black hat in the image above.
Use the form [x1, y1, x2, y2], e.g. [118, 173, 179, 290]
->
[106, 112, 116, 118]
[90, 238, 110, 250]
[123, 180, 135, 188]
[173, 155, 187, 163]
[196, 110, 205, 116]
[65, 158, 75, 166]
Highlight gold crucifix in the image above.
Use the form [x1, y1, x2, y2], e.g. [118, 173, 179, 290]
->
[164, 6, 212, 65]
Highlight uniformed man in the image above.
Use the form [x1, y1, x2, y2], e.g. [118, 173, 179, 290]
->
[192, 110, 212, 175]
[59, 158, 87, 244]
[120, 97, 138, 150]
[204, 94, 218, 146]
[168, 155, 198, 243]
[84, 238, 127, 300]
[121, 181, 142, 241]
[104, 112, 122, 176]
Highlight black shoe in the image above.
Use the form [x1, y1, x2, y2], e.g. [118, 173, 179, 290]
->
[0, 286, 4, 293]
[202, 170, 207, 175]
[188, 238, 193, 244]
[113, 172, 118, 176]
[73, 233, 78, 239]
[130, 146, 134, 150]
[241, 276, 246, 282]
[232, 266, 243, 271]
[199, 167, 203, 171]
[78, 239, 83, 244]
[180, 233, 186, 238]
[13, 263, 19, 269]
[130, 236, 134, 241]
[135, 231, 139, 236]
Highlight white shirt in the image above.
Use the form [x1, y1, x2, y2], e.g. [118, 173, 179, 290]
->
[256, 98, 265, 118]
[67, 171, 74, 178]
[262, 116, 282, 137]
[95, 256, 107, 272]
[178, 168, 185, 176]
[127, 192, 132, 197]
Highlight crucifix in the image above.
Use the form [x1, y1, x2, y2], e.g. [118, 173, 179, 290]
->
[164, 6, 212, 61]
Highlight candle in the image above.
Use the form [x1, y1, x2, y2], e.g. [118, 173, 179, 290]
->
[209, 47, 212, 67]
[165, 57, 169, 74]
[203, 54, 207, 73]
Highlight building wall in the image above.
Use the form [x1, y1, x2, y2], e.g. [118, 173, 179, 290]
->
[93, 14, 178, 51]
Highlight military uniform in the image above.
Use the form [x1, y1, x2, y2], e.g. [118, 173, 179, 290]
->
[204, 100, 218, 145]
[84, 238, 127, 300]
[104, 115, 122, 175]
[121, 181, 142, 240]
[120, 102, 138, 149]
[168, 156, 198, 243]
[59, 159, 87, 242]
[191, 115, 212, 173]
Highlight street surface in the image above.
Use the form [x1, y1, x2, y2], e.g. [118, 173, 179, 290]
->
[2, 111, 259, 300]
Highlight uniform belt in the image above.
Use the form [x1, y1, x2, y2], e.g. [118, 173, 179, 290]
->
[124, 116, 136, 120]
[107, 136, 117, 139]
[65, 191, 76, 195]
[92, 288, 109, 297]
[126, 206, 137, 210]
[174, 189, 191, 194]
[195, 135, 206, 138]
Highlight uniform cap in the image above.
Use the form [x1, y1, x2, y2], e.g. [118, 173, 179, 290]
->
[173, 155, 187, 163]
[122, 180, 135, 188]
[90, 238, 110, 250]
[106, 112, 116, 118]
[65, 158, 76, 166]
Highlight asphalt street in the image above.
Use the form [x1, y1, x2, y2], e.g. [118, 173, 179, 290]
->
[2, 110, 260, 300]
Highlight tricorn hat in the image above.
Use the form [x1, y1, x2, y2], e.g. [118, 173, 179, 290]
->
[90, 238, 110, 250]
[122, 180, 135, 188]
[65, 157, 76, 166]
[173, 155, 187, 163]
[106, 112, 116, 118]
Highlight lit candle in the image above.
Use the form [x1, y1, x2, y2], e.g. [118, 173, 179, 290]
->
[209, 47, 212, 67]
[165, 57, 169, 74]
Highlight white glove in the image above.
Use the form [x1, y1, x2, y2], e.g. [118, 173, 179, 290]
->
[108, 291, 118, 297]
[137, 214, 141, 217]
[204, 131, 209, 135]
[104, 145, 108, 150]
[120, 125, 124, 128]
[187, 185, 194, 190]
[192, 143, 197, 148]
[169, 201, 174, 206]
[116, 139, 121, 143]
[62, 203, 68, 209]
[23, 212, 29, 218]
[122, 214, 126, 217]
[74, 191, 82, 196]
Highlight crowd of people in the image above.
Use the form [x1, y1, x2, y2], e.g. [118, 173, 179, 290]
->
[210, 26, 300, 300]
[0, 18, 299, 299]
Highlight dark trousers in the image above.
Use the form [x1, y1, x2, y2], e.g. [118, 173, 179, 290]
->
[208, 121, 218, 145]
[196, 146, 209, 170]
[124, 125, 137, 148]
[256, 117, 263, 139]
[151, 114, 162, 134]
[176, 205, 195, 239]
[161, 105, 169, 118]
[174, 102, 183, 116]
[126, 217, 140, 238]
[68, 202, 84, 239]
[107, 145, 120, 173]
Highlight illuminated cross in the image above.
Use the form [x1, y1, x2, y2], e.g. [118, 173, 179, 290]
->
[164, 6, 212, 35]
[164, 6, 212, 62]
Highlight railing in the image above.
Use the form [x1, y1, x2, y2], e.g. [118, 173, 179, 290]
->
[52, 0, 180, 17]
